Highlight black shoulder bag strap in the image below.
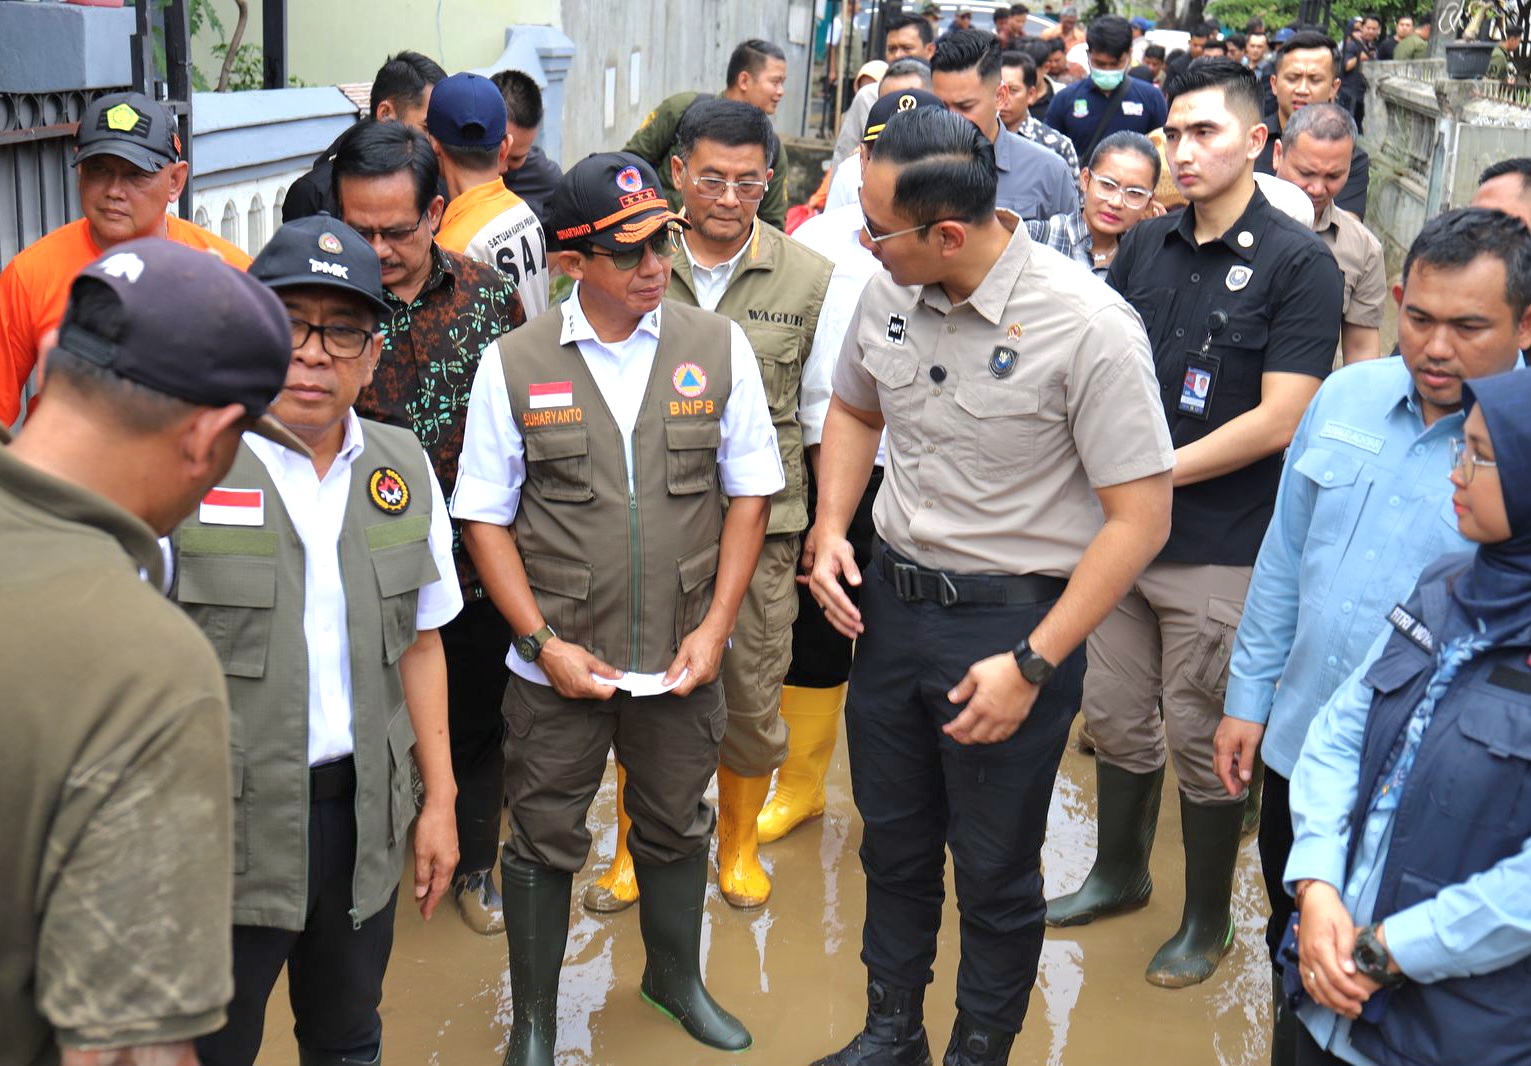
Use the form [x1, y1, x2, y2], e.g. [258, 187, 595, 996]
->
[1080, 79, 1133, 165]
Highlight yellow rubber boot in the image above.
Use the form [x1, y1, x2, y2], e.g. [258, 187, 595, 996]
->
[757, 684, 844, 844]
[716, 767, 772, 908]
[581, 763, 639, 913]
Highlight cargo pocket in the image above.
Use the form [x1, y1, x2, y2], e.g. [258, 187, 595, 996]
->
[386, 706, 417, 847]
[674, 542, 720, 649]
[1186, 595, 1244, 700]
[523, 552, 594, 649]
[525, 425, 594, 503]
[953, 380, 1041, 478]
[506, 681, 538, 740]
[665, 419, 722, 495]
[230, 752, 249, 875]
[746, 323, 803, 411]
[369, 516, 437, 665]
[1433, 691, 1531, 831]
[174, 550, 278, 679]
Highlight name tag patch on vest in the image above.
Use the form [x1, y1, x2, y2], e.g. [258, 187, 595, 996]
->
[368, 467, 411, 515]
[672, 362, 708, 398]
[529, 381, 574, 409]
[1319, 420, 1386, 454]
[1388, 603, 1435, 654]
[200, 487, 264, 526]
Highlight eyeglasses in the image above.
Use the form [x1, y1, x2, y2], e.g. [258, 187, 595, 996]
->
[860, 216, 960, 245]
[1089, 174, 1154, 209]
[347, 208, 429, 245]
[290, 317, 372, 359]
[1450, 438, 1499, 485]
[586, 226, 678, 271]
[682, 163, 768, 203]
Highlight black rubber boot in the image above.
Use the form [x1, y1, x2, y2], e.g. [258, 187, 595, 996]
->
[633, 848, 753, 1051]
[809, 979, 933, 1066]
[1145, 794, 1245, 988]
[1045, 761, 1163, 927]
[1270, 963, 1298, 1066]
[298, 1046, 380, 1066]
[941, 1013, 1015, 1066]
[500, 857, 572, 1066]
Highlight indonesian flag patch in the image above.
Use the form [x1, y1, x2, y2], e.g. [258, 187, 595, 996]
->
[199, 487, 264, 526]
[529, 381, 574, 409]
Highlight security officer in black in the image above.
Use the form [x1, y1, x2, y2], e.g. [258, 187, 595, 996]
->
[1071, 59, 1341, 988]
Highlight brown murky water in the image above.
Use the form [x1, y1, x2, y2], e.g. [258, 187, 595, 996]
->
[258, 727, 1272, 1065]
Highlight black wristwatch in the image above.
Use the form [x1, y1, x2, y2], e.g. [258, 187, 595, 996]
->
[515, 624, 556, 663]
[1352, 924, 1406, 988]
[1012, 638, 1056, 687]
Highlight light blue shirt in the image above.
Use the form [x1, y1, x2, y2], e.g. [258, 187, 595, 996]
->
[1224, 358, 1468, 777]
[1284, 628, 1531, 1064]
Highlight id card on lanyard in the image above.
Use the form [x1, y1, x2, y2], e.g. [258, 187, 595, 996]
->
[1178, 310, 1230, 421]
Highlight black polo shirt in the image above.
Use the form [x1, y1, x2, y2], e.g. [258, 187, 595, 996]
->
[1255, 110, 1371, 219]
[1107, 186, 1342, 566]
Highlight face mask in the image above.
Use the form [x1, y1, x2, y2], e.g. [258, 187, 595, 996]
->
[1091, 68, 1126, 91]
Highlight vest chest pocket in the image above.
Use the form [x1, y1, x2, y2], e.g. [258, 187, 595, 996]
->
[525, 425, 594, 503]
[370, 518, 438, 666]
[665, 419, 722, 495]
[174, 551, 278, 678]
[386, 706, 418, 847]
[744, 321, 804, 418]
[675, 541, 720, 650]
[1430, 688, 1531, 832]
[523, 552, 594, 650]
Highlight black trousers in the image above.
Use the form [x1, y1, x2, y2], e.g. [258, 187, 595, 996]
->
[786, 466, 883, 689]
[1259, 768, 1296, 961]
[1295, 1023, 1350, 1066]
[442, 597, 513, 875]
[844, 555, 1084, 1032]
[196, 764, 398, 1066]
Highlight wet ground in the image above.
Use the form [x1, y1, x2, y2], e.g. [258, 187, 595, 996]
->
[258, 725, 1273, 1065]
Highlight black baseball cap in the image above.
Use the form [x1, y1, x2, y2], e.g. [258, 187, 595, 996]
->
[864, 89, 948, 143]
[548, 151, 689, 251]
[74, 92, 182, 173]
[425, 72, 508, 149]
[251, 214, 393, 319]
[54, 239, 306, 454]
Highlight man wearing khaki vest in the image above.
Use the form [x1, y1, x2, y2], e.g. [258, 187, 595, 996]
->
[174, 215, 463, 1066]
[583, 96, 838, 914]
[452, 152, 782, 1064]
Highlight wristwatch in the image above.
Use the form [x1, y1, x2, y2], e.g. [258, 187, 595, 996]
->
[1352, 924, 1406, 988]
[515, 624, 556, 663]
[1012, 638, 1056, 687]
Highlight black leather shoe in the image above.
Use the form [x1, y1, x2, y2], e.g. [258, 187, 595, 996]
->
[809, 979, 933, 1066]
[942, 1013, 1014, 1066]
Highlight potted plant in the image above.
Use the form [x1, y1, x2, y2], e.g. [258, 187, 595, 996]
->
[1447, 0, 1509, 77]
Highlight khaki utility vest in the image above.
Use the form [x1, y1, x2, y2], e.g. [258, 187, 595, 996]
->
[668, 222, 832, 535]
[171, 423, 436, 931]
[498, 301, 732, 674]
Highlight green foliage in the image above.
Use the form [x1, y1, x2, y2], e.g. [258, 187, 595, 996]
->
[1208, 0, 1424, 36]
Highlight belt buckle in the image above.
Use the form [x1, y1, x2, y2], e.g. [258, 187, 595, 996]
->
[937, 571, 960, 607]
[892, 561, 919, 601]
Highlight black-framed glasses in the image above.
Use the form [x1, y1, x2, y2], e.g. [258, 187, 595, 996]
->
[1449, 438, 1498, 485]
[587, 225, 678, 271]
[682, 162, 768, 203]
[347, 208, 429, 245]
[289, 317, 372, 359]
[1089, 174, 1154, 209]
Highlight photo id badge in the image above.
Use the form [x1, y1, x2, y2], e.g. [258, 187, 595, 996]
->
[1178, 352, 1219, 420]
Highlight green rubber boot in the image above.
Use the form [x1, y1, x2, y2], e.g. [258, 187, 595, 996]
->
[634, 848, 753, 1051]
[1242, 759, 1266, 838]
[1145, 794, 1244, 988]
[1045, 761, 1164, 927]
[500, 857, 572, 1066]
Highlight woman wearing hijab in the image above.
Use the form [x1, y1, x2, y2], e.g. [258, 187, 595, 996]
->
[1281, 367, 1531, 1066]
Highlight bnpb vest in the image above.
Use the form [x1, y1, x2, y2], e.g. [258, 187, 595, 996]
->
[171, 423, 437, 931]
[498, 301, 732, 674]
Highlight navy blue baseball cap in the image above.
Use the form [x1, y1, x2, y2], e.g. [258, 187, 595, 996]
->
[425, 72, 508, 149]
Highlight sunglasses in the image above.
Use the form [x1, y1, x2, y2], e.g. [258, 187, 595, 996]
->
[586, 225, 679, 271]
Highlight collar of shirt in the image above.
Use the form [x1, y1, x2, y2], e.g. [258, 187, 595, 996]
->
[1315, 198, 1342, 235]
[383, 243, 456, 310]
[560, 281, 663, 353]
[0, 438, 165, 586]
[992, 125, 1023, 173]
[1169, 184, 1271, 261]
[243, 408, 365, 475]
[918, 217, 1031, 325]
[681, 223, 757, 293]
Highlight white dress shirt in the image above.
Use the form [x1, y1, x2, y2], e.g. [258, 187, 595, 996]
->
[244, 412, 461, 766]
[825, 153, 864, 212]
[450, 284, 784, 686]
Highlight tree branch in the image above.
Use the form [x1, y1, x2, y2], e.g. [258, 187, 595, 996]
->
[216, 0, 249, 93]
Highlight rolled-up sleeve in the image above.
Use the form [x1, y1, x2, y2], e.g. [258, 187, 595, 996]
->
[719, 322, 785, 497]
[416, 460, 465, 631]
[449, 345, 525, 525]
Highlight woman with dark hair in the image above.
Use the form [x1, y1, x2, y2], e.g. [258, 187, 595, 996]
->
[1026, 130, 1162, 274]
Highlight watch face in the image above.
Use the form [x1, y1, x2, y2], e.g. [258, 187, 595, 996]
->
[515, 636, 537, 662]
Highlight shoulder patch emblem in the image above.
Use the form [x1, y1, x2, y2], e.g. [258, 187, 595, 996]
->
[368, 467, 410, 515]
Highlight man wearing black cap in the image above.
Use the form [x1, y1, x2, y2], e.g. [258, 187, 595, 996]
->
[0, 91, 249, 426]
[0, 240, 295, 1066]
[172, 215, 462, 1066]
[453, 151, 783, 1065]
[428, 72, 549, 319]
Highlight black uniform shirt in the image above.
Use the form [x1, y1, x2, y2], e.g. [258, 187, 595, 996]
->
[1107, 186, 1343, 566]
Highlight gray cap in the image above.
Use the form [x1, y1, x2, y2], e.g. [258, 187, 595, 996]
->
[74, 92, 181, 173]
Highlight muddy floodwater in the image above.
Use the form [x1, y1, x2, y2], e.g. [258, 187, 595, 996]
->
[258, 727, 1273, 1065]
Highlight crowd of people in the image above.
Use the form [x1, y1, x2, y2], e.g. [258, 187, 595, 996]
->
[3, 10, 1531, 1066]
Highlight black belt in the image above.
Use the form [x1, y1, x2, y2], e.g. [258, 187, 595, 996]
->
[875, 542, 1066, 607]
[310, 756, 357, 803]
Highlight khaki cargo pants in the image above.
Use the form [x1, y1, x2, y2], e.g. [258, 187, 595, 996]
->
[719, 533, 800, 776]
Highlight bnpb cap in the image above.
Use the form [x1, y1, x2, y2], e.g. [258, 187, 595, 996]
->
[547, 151, 689, 252]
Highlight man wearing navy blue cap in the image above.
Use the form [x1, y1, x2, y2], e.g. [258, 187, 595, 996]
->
[179, 214, 463, 1066]
[429, 72, 549, 318]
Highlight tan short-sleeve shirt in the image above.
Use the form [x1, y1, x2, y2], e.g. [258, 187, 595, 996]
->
[1318, 201, 1386, 330]
[833, 223, 1175, 577]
